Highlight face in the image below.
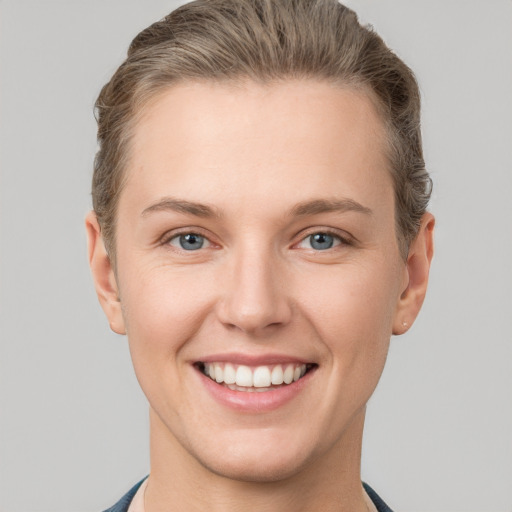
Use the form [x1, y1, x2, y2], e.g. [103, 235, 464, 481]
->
[89, 80, 431, 483]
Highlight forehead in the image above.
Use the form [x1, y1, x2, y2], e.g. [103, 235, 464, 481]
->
[124, 79, 393, 215]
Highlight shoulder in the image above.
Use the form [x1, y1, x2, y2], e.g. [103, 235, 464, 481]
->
[102, 478, 147, 512]
[363, 482, 394, 512]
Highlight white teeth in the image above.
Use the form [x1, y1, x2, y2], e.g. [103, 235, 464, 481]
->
[283, 364, 294, 384]
[223, 363, 236, 384]
[235, 365, 253, 387]
[271, 365, 284, 385]
[253, 366, 271, 387]
[202, 362, 311, 389]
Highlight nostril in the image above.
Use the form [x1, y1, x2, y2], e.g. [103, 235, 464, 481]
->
[217, 304, 293, 335]
[214, 264, 293, 333]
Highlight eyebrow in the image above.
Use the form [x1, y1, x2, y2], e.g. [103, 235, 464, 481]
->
[289, 198, 373, 217]
[141, 198, 221, 218]
[141, 196, 372, 219]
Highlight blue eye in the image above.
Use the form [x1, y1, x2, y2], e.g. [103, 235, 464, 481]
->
[299, 232, 342, 251]
[169, 233, 208, 251]
[310, 233, 335, 250]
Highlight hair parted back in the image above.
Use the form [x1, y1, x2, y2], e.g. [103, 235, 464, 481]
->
[93, 0, 431, 262]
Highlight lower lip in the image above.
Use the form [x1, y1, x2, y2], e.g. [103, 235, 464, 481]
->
[196, 367, 314, 413]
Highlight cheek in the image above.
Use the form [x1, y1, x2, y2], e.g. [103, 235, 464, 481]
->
[296, 258, 400, 376]
[298, 258, 400, 333]
[117, 261, 216, 374]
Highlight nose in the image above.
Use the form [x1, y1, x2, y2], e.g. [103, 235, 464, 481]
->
[215, 245, 292, 335]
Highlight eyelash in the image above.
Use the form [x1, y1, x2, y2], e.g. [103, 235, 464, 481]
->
[160, 228, 214, 251]
[295, 229, 352, 251]
[160, 228, 353, 252]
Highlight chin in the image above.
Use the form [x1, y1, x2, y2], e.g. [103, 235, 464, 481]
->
[197, 447, 312, 483]
[168, 421, 317, 484]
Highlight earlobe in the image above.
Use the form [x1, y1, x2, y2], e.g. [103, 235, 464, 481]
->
[393, 213, 435, 335]
[85, 211, 126, 335]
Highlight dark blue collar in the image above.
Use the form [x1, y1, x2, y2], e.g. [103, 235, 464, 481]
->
[102, 478, 147, 512]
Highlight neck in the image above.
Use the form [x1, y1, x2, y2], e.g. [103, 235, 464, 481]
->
[145, 407, 370, 512]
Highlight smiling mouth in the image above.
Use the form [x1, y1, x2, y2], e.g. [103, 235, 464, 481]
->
[196, 362, 316, 392]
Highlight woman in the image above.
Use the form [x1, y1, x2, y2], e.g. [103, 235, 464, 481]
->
[86, 1, 434, 510]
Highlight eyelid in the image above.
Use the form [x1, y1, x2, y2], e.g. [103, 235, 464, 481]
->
[159, 227, 218, 248]
[157, 226, 354, 250]
[169, 233, 211, 250]
[293, 227, 355, 249]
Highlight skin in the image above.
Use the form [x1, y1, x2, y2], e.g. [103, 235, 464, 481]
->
[87, 80, 434, 512]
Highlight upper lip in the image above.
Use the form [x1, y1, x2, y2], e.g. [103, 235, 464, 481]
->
[195, 353, 314, 366]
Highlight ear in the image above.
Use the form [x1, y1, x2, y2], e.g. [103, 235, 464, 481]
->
[392, 213, 435, 335]
[85, 211, 126, 335]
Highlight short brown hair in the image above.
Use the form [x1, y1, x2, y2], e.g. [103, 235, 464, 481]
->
[93, 0, 432, 261]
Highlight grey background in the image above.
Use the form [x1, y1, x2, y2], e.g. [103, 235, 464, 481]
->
[1, 1, 511, 511]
